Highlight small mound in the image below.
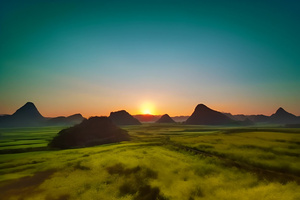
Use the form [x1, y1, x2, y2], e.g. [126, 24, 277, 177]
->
[49, 117, 130, 149]
[109, 110, 141, 125]
[156, 114, 175, 123]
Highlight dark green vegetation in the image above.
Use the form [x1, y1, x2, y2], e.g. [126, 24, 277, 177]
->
[49, 117, 130, 149]
[1, 124, 300, 200]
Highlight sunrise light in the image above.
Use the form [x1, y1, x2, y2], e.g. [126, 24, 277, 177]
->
[140, 102, 156, 115]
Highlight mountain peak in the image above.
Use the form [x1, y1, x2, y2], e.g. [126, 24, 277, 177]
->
[270, 107, 298, 124]
[68, 113, 83, 118]
[12, 102, 44, 119]
[25, 102, 35, 106]
[196, 104, 208, 109]
[195, 104, 212, 111]
[109, 110, 141, 125]
[110, 110, 127, 115]
[186, 104, 234, 125]
[156, 114, 175, 123]
[275, 107, 286, 114]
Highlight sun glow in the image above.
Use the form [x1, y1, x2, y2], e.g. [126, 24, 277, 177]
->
[140, 102, 156, 115]
[143, 109, 152, 114]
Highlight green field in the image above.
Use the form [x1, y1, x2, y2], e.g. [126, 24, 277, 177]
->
[0, 124, 300, 200]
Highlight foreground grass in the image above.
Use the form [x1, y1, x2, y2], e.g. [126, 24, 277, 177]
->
[0, 124, 300, 200]
[171, 130, 300, 177]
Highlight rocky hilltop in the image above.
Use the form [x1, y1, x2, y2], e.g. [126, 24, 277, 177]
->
[156, 114, 175, 123]
[109, 110, 141, 125]
[0, 102, 45, 127]
[269, 107, 299, 124]
[185, 104, 234, 125]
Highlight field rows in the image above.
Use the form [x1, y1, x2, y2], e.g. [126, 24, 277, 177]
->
[0, 124, 300, 200]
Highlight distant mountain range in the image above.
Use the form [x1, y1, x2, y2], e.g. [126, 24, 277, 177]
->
[0, 102, 85, 127]
[133, 114, 161, 123]
[46, 114, 85, 126]
[223, 107, 300, 125]
[0, 102, 299, 127]
[186, 104, 300, 125]
[132, 114, 189, 123]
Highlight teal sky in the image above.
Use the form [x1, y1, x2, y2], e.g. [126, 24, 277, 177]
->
[1, 0, 300, 117]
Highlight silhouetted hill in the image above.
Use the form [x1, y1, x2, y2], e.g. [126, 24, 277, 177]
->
[0, 115, 10, 125]
[185, 104, 235, 125]
[223, 112, 272, 124]
[223, 113, 269, 125]
[133, 114, 189, 123]
[12, 102, 44, 120]
[223, 113, 249, 121]
[156, 114, 175, 123]
[49, 117, 130, 149]
[133, 114, 160, 122]
[0, 102, 86, 127]
[46, 114, 85, 126]
[67, 114, 84, 122]
[0, 102, 45, 127]
[269, 107, 299, 124]
[223, 113, 234, 120]
[247, 115, 269, 123]
[109, 110, 141, 125]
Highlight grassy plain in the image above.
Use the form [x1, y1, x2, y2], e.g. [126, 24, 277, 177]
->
[0, 124, 300, 200]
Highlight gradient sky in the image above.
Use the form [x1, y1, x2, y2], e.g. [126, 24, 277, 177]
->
[1, 0, 299, 117]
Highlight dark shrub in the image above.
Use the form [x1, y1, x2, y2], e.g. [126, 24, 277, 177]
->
[49, 117, 130, 149]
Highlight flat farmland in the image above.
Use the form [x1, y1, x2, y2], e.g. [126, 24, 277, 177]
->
[0, 124, 299, 200]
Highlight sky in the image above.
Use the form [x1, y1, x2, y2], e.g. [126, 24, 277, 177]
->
[1, 0, 300, 117]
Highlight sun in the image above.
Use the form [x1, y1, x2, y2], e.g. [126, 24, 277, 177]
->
[140, 102, 155, 115]
[143, 109, 152, 115]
